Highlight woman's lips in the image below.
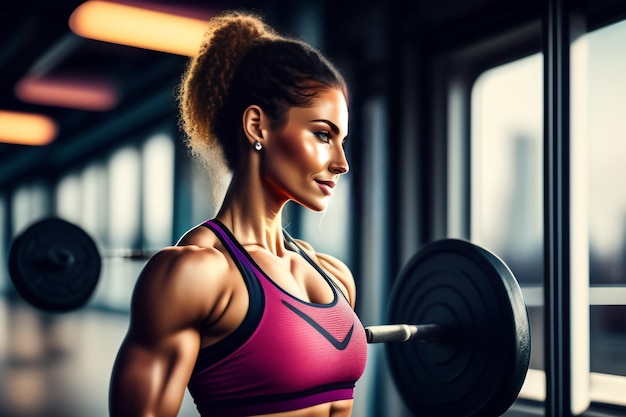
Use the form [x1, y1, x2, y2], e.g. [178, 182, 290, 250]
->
[315, 179, 336, 196]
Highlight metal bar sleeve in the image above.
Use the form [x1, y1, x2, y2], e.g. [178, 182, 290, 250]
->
[365, 324, 441, 343]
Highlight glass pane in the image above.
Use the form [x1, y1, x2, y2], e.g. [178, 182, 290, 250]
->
[142, 133, 174, 248]
[470, 53, 544, 286]
[588, 20, 626, 286]
[56, 172, 82, 225]
[587, 19, 626, 382]
[470, 53, 544, 378]
[591, 305, 626, 376]
[80, 163, 108, 242]
[12, 182, 50, 236]
[107, 146, 141, 249]
[55, 164, 108, 244]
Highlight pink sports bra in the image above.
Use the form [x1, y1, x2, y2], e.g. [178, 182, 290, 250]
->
[186, 219, 368, 417]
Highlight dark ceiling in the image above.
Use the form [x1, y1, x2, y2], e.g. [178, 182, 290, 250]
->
[0, 0, 253, 189]
[0, 0, 510, 187]
[1, 0, 625, 192]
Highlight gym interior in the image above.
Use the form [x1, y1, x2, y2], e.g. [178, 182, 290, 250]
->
[1, 0, 626, 416]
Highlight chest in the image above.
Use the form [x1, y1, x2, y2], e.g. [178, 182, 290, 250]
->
[247, 249, 341, 304]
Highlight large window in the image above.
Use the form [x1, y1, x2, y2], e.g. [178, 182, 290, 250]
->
[471, 17, 626, 412]
[53, 130, 176, 312]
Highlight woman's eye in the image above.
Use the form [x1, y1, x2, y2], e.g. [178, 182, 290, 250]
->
[315, 132, 331, 142]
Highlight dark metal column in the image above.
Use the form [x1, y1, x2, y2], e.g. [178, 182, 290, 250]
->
[544, 0, 572, 415]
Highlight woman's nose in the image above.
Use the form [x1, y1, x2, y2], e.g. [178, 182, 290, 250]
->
[329, 145, 349, 174]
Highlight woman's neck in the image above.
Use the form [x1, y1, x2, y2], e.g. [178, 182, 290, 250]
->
[215, 171, 289, 255]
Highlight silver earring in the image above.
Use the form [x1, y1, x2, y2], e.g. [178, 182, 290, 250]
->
[253, 140, 263, 151]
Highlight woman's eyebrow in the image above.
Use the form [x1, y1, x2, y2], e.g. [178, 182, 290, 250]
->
[311, 119, 340, 135]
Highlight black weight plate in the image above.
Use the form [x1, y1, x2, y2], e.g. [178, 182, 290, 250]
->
[8, 217, 101, 312]
[386, 239, 530, 417]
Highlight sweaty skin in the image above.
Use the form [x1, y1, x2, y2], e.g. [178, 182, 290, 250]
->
[109, 89, 357, 417]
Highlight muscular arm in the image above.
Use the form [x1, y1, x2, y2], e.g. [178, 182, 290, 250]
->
[109, 247, 229, 417]
[109, 330, 198, 417]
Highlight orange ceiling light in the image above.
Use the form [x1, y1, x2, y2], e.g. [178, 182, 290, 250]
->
[15, 75, 119, 111]
[69, 1, 212, 56]
[0, 110, 58, 146]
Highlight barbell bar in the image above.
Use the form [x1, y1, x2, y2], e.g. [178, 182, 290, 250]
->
[365, 323, 442, 343]
[7, 217, 531, 417]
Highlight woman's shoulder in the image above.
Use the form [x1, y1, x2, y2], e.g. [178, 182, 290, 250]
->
[130, 225, 235, 329]
[146, 224, 229, 285]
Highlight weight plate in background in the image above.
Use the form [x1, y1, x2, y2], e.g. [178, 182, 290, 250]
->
[8, 217, 101, 312]
[386, 239, 530, 417]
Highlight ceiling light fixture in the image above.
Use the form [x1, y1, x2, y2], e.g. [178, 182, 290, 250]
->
[15, 75, 119, 111]
[69, 0, 213, 56]
[0, 110, 58, 146]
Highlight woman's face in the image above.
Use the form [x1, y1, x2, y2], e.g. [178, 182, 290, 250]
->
[261, 88, 349, 211]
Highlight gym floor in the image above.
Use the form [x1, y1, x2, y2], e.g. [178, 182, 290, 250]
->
[0, 297, 199, 417]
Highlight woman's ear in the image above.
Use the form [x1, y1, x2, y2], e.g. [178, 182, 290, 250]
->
[242, 105, 267, 146]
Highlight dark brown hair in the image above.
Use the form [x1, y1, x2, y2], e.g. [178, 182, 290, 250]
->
[178, 10, 348, 170]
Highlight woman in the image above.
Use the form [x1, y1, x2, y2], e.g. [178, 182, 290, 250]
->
[109, 10, 367, 417]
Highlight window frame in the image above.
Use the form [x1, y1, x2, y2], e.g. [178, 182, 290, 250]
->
[437, 1, 626, 416]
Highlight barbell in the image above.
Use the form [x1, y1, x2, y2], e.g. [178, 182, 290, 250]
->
[7, 217, 531, 417]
